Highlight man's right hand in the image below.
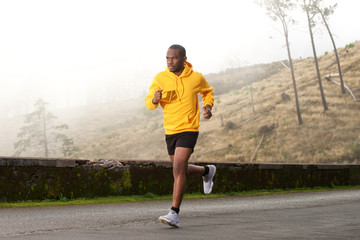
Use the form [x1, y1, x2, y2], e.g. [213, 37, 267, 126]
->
[152, 89, 163, 104]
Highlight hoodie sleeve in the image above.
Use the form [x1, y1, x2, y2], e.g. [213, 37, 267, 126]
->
[199, 74, 214, 107]
[145, 78, 160, 110]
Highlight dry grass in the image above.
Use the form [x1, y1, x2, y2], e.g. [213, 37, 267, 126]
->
[1, 42, 359, 164]
[191, 41, 360, 164]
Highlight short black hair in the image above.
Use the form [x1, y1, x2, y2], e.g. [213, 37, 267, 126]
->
[169, 44, 186, 58]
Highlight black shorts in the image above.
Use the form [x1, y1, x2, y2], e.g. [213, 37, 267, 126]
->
[165, 131, 199, 156]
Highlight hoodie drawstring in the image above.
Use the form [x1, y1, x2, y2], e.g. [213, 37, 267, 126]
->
[175, 77, 182, 103]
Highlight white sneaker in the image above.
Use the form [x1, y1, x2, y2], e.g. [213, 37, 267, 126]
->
[159, 210, 179, 228]
[203, 165, 216, 194]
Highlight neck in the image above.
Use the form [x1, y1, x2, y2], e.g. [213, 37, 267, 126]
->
[174, 68, 184, 76]
[173, 64, 185, 76]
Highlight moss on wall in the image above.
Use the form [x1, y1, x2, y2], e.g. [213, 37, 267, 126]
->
[1, 160, 359, 202]
[0, 165, 132, 202]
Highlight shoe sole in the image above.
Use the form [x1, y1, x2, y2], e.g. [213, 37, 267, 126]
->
[204, 181, 214, 194]
[159, 217, 179, 228]
[204, 166, 216, 194]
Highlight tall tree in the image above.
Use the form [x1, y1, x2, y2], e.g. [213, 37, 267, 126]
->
[302, 0, 328, 111]
[257, 0, 303, 125]
[314, 2, 345, 94]
[14, 99, 79, 158]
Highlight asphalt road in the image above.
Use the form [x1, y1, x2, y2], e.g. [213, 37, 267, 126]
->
[1, 189, 360, 240]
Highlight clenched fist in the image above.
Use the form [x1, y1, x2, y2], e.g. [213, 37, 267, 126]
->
[152, 89, 163, 104]
[203, 105, 212, 119]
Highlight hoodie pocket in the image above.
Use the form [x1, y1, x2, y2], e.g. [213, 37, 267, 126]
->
[161, 90, 178, 103]
[187, 107, 197, 123]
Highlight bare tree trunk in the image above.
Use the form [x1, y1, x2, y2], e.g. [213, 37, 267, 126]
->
[285, 32, 303, 125]
[250, 85, 255, 114]
[250, 134, 264, 162]
[42, 109, 49, 158]
[317, 6, 345, 94]
[305, 1, 329, 111]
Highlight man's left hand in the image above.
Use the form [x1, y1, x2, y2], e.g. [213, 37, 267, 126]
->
[202, 105, 212, 119]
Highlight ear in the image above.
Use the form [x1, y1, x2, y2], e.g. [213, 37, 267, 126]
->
[184, 56, 187, 61]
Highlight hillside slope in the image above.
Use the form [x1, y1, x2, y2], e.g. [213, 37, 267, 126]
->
[71, 41, 360, 163]
[1, 42, 359, 163]
[195, 41, 360, 163]
[82, 42, 360, 163]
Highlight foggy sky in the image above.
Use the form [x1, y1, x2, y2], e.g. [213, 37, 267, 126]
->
[1, 0, 359, 118]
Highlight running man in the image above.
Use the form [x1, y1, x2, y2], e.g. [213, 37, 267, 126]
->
[145, 44, 216, 228]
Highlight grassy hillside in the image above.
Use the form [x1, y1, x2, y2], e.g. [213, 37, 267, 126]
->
[1, 41, 359, 163]
[195, 41, 360, 164]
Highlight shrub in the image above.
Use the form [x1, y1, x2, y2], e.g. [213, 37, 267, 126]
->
[346, 43, 355, 49]
[225, 121, 236, 130]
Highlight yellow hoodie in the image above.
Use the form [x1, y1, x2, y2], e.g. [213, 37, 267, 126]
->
[145, 61, 214, 135]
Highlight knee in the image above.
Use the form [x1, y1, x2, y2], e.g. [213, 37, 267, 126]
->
[173, 162, 187, 177]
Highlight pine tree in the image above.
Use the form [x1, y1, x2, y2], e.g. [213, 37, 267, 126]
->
[14, 99, 79, 158]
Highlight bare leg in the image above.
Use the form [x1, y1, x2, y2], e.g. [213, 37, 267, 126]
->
[169, 147, 206, 209]
[187, 164, 206, 176]
[170, 147, 190, 208]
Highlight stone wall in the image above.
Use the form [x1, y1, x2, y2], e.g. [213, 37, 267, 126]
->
[1, 157, 360, 202]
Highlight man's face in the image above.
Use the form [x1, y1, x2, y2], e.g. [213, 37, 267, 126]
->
[166, 48, 186, 74]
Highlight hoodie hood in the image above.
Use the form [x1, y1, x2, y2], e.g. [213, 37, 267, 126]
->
[164, 61, 194, 102]
[165, 61, 193, 78]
